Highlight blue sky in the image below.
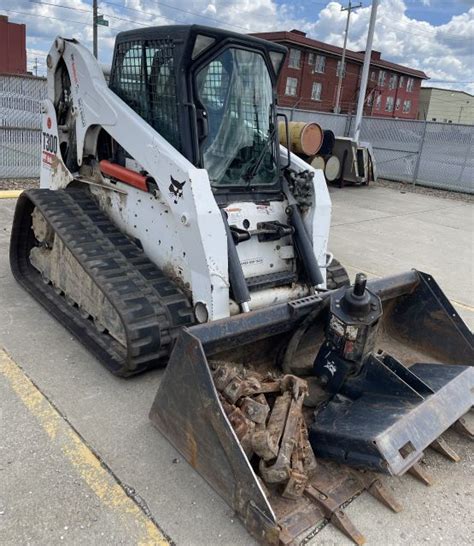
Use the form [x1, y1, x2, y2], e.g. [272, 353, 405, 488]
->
[2, 1, 473, 93]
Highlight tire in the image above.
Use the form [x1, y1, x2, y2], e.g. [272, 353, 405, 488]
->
[326, 258, 350, 290]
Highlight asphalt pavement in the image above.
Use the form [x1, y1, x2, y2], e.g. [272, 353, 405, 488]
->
[0, 184, 473, 545]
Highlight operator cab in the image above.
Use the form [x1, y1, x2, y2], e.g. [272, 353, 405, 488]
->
[109, 25, 287, 201]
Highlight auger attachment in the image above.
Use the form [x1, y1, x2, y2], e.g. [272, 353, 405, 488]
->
[309, 272, 473, 475]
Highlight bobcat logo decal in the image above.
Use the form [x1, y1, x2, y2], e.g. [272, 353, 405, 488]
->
[169, 175, 186, 204]
[324, 361, 337, 376]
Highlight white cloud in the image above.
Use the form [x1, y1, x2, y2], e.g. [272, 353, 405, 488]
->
[2, 0, 473, 93]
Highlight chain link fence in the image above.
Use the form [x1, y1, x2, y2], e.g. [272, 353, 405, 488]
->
[0, 74, 46, 179]
[280, 106, 473, 194]
[1, 75, 472, 193]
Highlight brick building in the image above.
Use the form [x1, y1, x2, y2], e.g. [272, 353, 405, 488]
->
[0, 15, 27, 75]
[253, 30, 428, 119]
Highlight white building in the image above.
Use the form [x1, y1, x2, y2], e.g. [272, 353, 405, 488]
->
[418, 87, 474, 125]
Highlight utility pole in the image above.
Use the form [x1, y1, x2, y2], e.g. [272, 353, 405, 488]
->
[93, 0, 98, 59]
[334, 1, 362, 114]
[33, 58, 38, 77]
[353, 0, 379, 143]
[92, 1, 109, 60]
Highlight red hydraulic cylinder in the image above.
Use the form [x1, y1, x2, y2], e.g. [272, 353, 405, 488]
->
[99, 160, 149, 192]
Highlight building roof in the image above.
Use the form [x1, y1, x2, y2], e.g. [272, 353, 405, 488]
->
[252, 30, 429, 80]
[420, 87, 473, 98]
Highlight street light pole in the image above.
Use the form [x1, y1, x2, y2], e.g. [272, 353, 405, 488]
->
[334, 1, 361, 114]
[352, 0, 380, 143]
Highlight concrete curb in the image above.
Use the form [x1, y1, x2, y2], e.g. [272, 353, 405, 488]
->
[0, 190, 23, 199]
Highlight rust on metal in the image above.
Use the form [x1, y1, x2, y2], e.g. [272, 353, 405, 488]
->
[407, 461, 434, 486]
[366, 479, 403, 513]
[213, 364, 316, 497]
[305, 485, 366, 545]
[451, 415, 474, 440]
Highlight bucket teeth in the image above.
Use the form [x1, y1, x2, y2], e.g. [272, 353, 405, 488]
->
[430, 436, 461, 462]
[407, 461, 434, 486]
[355, 471, 403, 513]
[451, 415, 474, 440]
[367, 479, 403, 513]
[305, 485, 366, 545]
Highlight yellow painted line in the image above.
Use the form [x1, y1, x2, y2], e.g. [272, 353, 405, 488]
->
[0, 190, 23, 199]
[0, 349, 169, 546]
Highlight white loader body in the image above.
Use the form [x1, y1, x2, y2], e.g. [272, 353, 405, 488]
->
[40, 37, 331, 321]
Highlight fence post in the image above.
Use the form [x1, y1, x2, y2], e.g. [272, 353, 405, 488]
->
[344, 114, 352, 137]
[412, 118, 428, 185]
[456, 129, 471, 187]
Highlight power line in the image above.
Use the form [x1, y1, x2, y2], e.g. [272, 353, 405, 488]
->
[28, 1, 91, 14]
[103, 0, 249, 31]
[1, 8, 92, 27]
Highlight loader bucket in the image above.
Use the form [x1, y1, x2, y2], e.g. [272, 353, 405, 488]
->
[150, 270, 473, 545]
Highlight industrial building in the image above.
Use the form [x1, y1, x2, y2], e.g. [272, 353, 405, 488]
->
[253, 29, 428, 119]
[0, 15, 27, 74]
[418, 87, 473, 125]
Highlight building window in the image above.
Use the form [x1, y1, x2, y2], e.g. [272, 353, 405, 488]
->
[311, 81, 322, 101]
[367, 92, 374, 106]
[399, 76, 405, 88]
[403, 99, 411, 113]
[336, 60, 346, 78]
[395, 98, 401, 110]
[385, 96, 394, 112]
[313, 55, 326, 73]
[406, 77, 414, 92]
[389, 74, 398, 89]
[285, 77, 298, 96]
[378, 70, 386, 87]
[288, 48, 301, 69]
[375, 95, 382, 110]
[308, 52, 315, 65]
[370, 71, 376, 81]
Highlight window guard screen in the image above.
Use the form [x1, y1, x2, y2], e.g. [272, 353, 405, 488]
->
[110, 39, 182, 153]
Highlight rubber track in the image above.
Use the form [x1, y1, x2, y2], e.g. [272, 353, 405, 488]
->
[326, 258, 350, 290]
[10, 188, 194, 376]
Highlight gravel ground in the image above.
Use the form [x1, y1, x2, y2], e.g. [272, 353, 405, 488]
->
[374, 178, 474, 204]
[0, 179, 40, 191]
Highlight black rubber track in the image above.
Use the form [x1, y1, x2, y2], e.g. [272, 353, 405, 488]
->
[326, 258, 350, 290]
[10, 188, 195, 377]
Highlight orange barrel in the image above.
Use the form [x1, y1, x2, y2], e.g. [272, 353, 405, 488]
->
[279, 121, 324, 156]
[310, 155, 325, 170]
[324, 155, 341, 182]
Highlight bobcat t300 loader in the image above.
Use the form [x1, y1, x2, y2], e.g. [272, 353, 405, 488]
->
[10, 26, 473, 545]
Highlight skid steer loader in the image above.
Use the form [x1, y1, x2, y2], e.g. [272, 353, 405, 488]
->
[10, 26, 473, 545]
